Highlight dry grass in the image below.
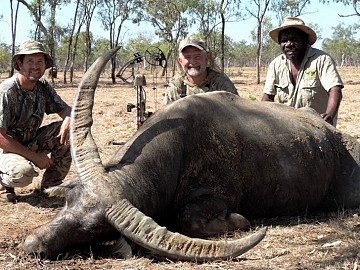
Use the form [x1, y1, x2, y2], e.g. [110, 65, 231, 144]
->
[1, 66, 360, 269]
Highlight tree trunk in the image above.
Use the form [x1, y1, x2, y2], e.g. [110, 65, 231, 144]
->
[220, 0, 226, 72]
[63, 0, 81, 84]
[256, 22, 262, 84]
[9, 0, 19, 77]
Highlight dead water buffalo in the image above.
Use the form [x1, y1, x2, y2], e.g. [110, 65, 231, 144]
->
[23, 47, 360, 261]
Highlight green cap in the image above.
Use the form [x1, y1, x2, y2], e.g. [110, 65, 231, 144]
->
[179, 36, 207, 53]
[13, 40, 53, 70]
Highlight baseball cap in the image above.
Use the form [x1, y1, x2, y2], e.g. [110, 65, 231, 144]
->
[178, 36, 207, 53]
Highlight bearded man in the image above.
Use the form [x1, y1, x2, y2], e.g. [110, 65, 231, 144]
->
[164, 36, 238, 104]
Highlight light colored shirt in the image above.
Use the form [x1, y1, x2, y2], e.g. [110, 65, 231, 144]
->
[263, 46, 343, 114]
[164, 68, 238, 105]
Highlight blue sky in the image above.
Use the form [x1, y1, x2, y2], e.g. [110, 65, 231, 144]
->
[1, 1, 359, 49]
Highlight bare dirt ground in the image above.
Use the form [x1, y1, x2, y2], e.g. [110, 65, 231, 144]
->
[0, 66, 360, 270]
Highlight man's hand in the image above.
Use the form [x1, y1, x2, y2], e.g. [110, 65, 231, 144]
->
[321, 113, 333, 125]
[57, 116, 71, 145]
[32, 152, 53, 169]
[261, 93, 275, 102]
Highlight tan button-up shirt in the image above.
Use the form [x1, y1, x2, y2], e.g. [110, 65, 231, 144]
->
[263, 46, 344, 114]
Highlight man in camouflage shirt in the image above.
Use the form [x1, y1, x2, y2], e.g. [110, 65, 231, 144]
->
[0, 40, 72, 202]
[163, 36, 238, 105]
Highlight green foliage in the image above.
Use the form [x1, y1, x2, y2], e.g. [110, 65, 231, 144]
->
[93, 38, 112, 59]
[0, 44, 12, 72]
[140, 0, 190, 42]
[4, 0, 360, 75]
[231, 40, 257, 66]
[322, 23, 360, 65]
[271, 0, 311, 24]
[125, 35, 153, 57]
[308, 22, 322, 41]
[55, 31, 95, 69]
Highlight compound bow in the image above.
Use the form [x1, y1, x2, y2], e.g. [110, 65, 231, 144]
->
[119, 46, 167, 129]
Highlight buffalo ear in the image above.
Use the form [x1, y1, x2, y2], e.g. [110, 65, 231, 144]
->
[44, 178, 79, 198]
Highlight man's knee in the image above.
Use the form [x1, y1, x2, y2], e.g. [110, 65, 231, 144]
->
[0, 158, 39, 188]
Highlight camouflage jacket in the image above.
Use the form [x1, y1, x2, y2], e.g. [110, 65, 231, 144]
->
[163, 68, 238, 105]
[0, 75, 69, 144]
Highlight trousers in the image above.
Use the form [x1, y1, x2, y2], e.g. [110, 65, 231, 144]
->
[0, 121, 72, 188]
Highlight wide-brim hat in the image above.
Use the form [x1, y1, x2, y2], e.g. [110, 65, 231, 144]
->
[13, 40, 53, 71]
[269, 17, 317, 45]
[178, 36, 207, 53]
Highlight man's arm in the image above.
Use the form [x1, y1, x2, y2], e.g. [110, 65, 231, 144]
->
[321, 86, 343, 124]
[163, 83, 181, 105]
[261, 93, 275, 102]
[57, 105, 72, 146]
[58, 105, 71, 119]
[262, 64, 277, 102]
[0, 128, 53, 169]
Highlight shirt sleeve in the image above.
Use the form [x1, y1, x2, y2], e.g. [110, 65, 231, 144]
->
[263, 60, 278, 96]
[0, 93, 10, 129]
[317, 54, 344, 92]
[0, 77, 18, 130]
[163, 76, 184, 105]
[207, 71, 238, 95]
[219, 76, 239, 95]
[42, 80, 69, 114]
[163, 83, 179, 105]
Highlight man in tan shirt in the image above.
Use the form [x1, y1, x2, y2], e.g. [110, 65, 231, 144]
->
[262, 17, 343, 126]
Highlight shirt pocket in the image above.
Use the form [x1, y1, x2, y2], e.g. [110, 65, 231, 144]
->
[300, 88, 315, 107]
[301, 74, 321, 107]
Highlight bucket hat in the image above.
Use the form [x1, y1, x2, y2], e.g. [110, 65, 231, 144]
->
[13, 40, 53, 70]
[269, 17, 317, 45]
[178, 36, 207, 53]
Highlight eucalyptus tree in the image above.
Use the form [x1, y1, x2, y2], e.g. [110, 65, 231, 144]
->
[0, 43, 13, 73]
[97, 0, 139, 83]
[250, 16, 280, 66]
[124, 35, 152, 62]
[322, 23, 360, 66]
[246, 0, 271, 84]
[136, 0, 191, 76]
[216, 34, 238, 68]
[188, 0, 221, 44]
[231, 40, 256, 67]
[188, 0, 242, 71]
[318, 0, 360, 65]
[62, 0, 84, 83]
[92, 37, 111, 59]
[81, 0, 99, 72]
[353, 0, 360, 15]
[18, 0, 70, 76]
[321, 0, 360, 17]
[59, 31, 96, 69]
[7, 0, 20, 76]
[270, 0, 311, 25]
